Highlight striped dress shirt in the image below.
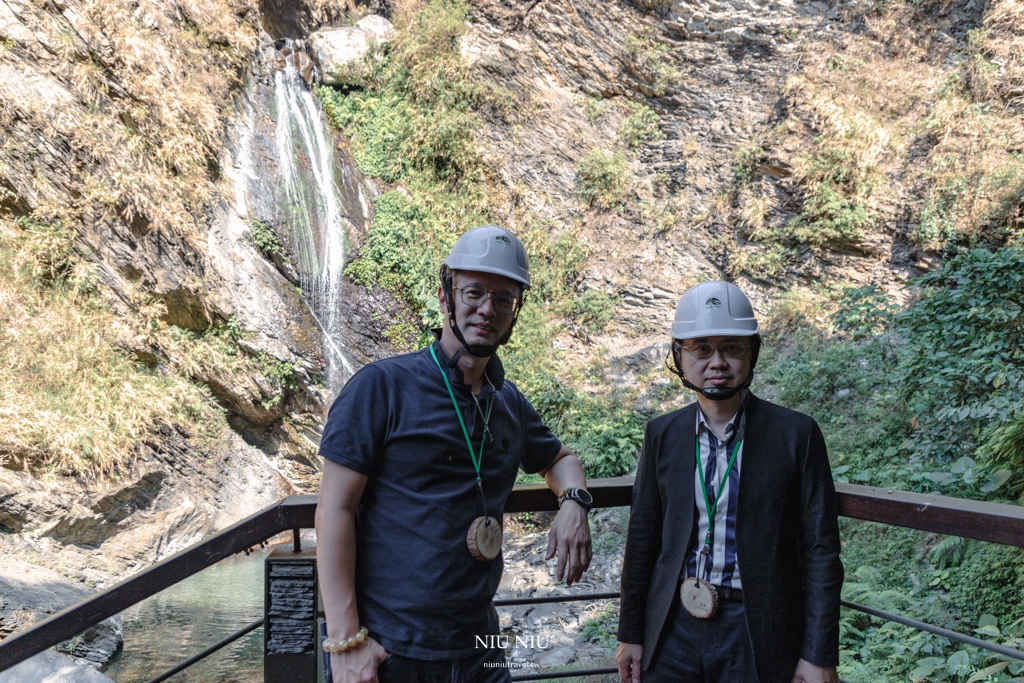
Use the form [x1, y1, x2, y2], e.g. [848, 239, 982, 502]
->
[683, 404, 745, 588]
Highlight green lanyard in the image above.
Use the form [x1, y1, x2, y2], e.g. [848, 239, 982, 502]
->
[429, 344, 491, 487]
[695, 435, 742, 554]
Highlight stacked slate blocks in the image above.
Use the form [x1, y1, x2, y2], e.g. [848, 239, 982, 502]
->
[265, 544, 319, 683]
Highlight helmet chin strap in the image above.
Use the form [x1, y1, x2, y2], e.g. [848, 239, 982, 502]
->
[445, 327, 506, 368]
[441, 266, 522, 368]
[682, 373, 754, 401]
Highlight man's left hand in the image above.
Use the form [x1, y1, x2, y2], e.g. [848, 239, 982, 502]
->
[545, 500, 592, 585]
[792, 659, 839, 683]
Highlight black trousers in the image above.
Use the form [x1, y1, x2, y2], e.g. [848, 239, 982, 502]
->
[323, 645, 512, 683]
[644, 598, 759, 683]
[376, 649, 513, 683]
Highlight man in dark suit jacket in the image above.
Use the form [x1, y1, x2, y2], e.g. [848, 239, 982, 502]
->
[616, 281, 842, 683]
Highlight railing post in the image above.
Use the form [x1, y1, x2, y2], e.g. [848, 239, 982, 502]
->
[264, 541, 319, 683]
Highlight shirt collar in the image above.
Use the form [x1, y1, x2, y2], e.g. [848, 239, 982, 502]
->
[695, 402, 744, 441]
[428, 330, 506, 395]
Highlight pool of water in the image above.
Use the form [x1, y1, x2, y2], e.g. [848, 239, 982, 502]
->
[104, 548, 270, 683]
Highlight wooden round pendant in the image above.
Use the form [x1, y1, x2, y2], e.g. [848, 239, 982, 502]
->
[680, 577, 719, 618]
[467, 516, 502, 561]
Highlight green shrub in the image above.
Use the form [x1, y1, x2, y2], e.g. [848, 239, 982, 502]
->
[573, 289, 617, 332]
[732, 144, 765, 186]
[243, 219, 284, 257]
[739, 243, 796, 282]
[835, 564, 1014, 683]
[314, 1, 503, 190]
[575, 415, 645, 479]
[977, 418, 1024, 502]
[917, 177, 969, 247]
[617, 101, 665, 149]
[583, 96, 611, 121]
[580, 604, 618, 649]
[784, 147, 877, 248]
[897, 246, 1024, 466]
[344, 190, 456, 318]
[983, 156, 1024, 240]
[576, 149, 628, 209]
[831, 285, 898, 340]
[787, 184, 873, 247]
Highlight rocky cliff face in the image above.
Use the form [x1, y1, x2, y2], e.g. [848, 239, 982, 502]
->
[0, 0, 394, 660]
[458, 0, 1020, 390]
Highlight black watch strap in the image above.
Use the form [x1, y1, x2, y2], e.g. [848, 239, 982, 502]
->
[558, 487, 593, 512]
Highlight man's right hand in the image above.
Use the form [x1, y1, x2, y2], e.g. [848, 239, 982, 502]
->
[330, 637, 389, 683]
[616, 642, 643, 683]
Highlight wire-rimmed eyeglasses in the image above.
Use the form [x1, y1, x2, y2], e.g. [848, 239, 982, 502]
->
[455, 287, 519, 315]
[675, 340, 751, 360]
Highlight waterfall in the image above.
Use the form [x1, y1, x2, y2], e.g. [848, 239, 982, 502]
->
[271, 60, 355, 394]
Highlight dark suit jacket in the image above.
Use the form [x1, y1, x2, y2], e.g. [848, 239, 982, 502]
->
[617, 392, 843, 683]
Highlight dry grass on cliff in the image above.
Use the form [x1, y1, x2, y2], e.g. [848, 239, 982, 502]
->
[0, 0, 286, 475]
[739, 0, 1024, 267]
[0, 218, 225, 477]
[0, 0, 260, 240]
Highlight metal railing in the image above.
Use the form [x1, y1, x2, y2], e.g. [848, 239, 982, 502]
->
[2, 478, 1024, 678]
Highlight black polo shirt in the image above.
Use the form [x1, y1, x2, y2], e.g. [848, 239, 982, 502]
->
[319, 340, 562, 659]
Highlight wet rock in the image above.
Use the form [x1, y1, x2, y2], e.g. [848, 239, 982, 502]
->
[258, 0, 313, 40]
[0, 557, 122, 669]
[56, 618, 124, 669]
[0, 649, 116, 683]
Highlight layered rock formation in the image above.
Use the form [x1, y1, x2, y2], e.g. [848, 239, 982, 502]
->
[0, 0, 379, 669]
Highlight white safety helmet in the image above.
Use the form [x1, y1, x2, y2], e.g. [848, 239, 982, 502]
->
[668, 280, 761, 400]
[671, 280, 759, 340]
[443, 225, 530, 289]
[439, 225, 530, 360]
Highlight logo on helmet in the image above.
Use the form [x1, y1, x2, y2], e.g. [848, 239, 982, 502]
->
[496, 236, 512, 246]
[705, 297, 722, 309]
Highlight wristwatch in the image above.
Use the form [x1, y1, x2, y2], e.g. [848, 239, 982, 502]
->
[558, 487, 593, 512]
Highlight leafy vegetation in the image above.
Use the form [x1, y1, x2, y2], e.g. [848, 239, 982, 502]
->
[583, 96, 612, 122]
[617, 101, 665, 149]
[576, 149, 628, 209]
[318, 0, 646, 479]
[573, 290, 618, 333]
[580, 604, 618, 649]
[782, 146, 877, 248]
[622, 29, 684, 97]
[732, 144, 765, 186]
[243, 219, 285, 258]
[758, 246, 1024, 681]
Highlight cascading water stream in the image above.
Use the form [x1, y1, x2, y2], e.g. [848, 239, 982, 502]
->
[272, 58, 355, 394]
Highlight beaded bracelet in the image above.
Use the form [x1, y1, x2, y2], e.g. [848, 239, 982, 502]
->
[323, 626, 369, 654]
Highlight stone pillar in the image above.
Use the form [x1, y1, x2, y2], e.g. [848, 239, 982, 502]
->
[264, 542, 319, 683]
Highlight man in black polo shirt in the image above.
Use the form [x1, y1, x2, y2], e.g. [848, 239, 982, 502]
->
[315, 225, 593, 683]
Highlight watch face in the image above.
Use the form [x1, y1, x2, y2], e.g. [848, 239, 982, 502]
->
[575, 489, 593, 506]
